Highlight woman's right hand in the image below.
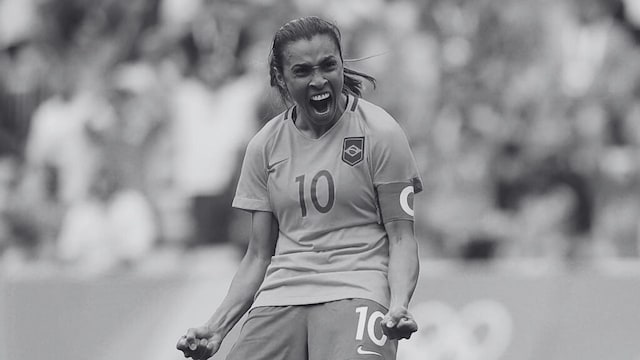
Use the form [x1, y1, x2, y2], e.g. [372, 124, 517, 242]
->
[176, 326, 223, 360]
[177, 211, 277, 359]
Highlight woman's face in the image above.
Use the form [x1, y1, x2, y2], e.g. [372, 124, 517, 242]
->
[278, 34, 346, 131]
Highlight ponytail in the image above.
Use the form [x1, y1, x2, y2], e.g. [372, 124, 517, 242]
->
[343, 67, 376, 97]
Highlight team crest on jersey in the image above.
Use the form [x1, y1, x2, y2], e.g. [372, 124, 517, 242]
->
[342, 137, 365, 166]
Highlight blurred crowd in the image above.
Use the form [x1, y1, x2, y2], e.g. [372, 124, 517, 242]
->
[1, 0, 640, 274]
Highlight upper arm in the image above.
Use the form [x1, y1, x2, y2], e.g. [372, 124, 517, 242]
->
[369, 117, 422, 193]
[373, 135, 421, 223]
[369, 116, 423, 224]
[246, 211, 279, 261]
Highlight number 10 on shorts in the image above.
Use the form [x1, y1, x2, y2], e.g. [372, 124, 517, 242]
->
[355, 306, 387, 346]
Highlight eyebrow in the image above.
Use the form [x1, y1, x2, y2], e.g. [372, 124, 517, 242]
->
[290, 55, 338, 69]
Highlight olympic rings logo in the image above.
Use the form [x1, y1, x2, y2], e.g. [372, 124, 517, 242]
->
[398, 300, 513, 360]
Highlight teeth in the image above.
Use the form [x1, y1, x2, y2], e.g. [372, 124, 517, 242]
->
[311, 93, 330, 101]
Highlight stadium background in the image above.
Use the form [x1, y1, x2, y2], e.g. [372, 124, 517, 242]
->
[2, 0, 640, 359]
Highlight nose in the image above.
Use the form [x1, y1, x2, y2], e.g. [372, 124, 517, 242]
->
[309, 70, 327, 88]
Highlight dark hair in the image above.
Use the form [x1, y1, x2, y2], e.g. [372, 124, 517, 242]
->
[269, 16, 376, 104]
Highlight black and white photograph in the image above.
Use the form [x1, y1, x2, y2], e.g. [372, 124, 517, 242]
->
[1, 0, 640, 359]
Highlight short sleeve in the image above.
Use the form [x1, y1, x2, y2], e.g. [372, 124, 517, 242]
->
[232, 136, 272, 212]
[370, 121, 423, 194]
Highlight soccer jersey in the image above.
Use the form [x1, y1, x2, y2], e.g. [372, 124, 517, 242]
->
[232, 94, 422, 308]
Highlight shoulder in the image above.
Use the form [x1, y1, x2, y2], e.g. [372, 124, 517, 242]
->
[245, 110, 289, 154]
[355, 98, 407, 139]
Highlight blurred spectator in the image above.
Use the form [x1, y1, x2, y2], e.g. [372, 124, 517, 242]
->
[57, 165, 157, 274]
[0, 158, 36, 258]
[22, 66, 113, 206]
[165, 28, 262, 247]
[93, 61, 168, 247]
[0, 40, 48, 160]
[0, 0, 39, 47]
[0, 158, 12, 253]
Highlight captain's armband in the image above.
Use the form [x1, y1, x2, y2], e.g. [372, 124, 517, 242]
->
[376, 181, 417, 223]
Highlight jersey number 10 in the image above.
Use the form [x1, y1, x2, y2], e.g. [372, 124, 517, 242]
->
[295, 170, 335, 217]
[355, 306, 388, 346]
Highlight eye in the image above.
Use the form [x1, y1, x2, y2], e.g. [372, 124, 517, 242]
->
[322, 60, 338, 71]
[292, 67, 311, 77]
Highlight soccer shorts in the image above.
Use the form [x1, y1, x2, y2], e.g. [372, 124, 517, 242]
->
[226, 298, 397, 360]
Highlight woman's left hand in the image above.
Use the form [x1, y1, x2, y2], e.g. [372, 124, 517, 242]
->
[381, 306, 418, 340]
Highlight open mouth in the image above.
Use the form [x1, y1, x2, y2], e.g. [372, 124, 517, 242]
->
[309, 92, 331, 114]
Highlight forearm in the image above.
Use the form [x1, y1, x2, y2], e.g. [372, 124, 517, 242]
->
[387, 229, 419, 309]
[204, 251, 270, 337]
[202, 211, 276, 338]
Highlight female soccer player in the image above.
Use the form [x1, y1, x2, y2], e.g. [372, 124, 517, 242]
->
[177, 16, 422, 360]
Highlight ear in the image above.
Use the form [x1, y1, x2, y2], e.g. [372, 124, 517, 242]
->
[275, 71, 286, 88]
